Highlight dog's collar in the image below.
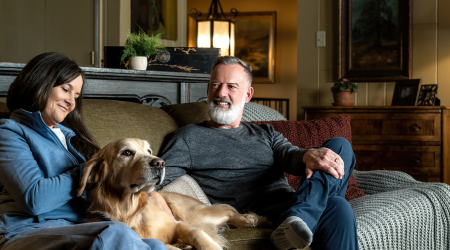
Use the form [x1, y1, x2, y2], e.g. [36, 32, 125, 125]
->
[93, 212, 112, 221]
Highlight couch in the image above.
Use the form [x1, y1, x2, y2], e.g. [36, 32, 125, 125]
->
[1, 99, 450, 250]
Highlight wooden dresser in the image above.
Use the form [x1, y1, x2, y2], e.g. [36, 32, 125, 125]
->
[303, 106, 450, 185]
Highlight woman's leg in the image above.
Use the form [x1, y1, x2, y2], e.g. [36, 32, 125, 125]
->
[2, 220, 167, 250]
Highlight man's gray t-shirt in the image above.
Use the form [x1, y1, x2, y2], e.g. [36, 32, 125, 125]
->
[159, 122, 308, 218]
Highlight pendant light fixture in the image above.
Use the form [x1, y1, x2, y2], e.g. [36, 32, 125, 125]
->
[195, 0, 236, 56]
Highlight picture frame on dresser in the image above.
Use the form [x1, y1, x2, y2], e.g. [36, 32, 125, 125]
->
[417, 84, 438, 106]
[391, 79, 422, 106]
[338, 0, 412, 82]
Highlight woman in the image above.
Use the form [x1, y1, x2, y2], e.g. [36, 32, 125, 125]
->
[0, 52, 167, 250]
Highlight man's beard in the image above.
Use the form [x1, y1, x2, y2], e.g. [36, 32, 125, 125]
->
[207, 96, 246, 125]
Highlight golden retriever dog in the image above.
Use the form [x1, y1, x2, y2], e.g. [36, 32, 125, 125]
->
[77, 138, 271, 250]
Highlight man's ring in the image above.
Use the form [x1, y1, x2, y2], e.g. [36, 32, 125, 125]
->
[334, 158, 338, 162]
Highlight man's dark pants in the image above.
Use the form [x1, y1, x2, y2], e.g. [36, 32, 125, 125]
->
[278, 137, 359, 250]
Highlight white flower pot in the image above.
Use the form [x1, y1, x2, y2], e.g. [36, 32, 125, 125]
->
[130, 56, 148, 70]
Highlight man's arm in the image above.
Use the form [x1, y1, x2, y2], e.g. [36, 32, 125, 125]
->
[269, 125, 344, 179]
[270, 129, 307, 176]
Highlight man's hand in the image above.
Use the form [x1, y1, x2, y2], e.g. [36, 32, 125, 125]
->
[148, 191, 174, 218]
[303, 147, 345, 179]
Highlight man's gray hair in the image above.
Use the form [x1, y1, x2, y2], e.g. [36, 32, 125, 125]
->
[211, 56, 253, 86]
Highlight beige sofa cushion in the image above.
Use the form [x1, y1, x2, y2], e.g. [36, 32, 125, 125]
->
[160, 102, 210, 127]
[82, 99, 178, 155]
[161, 174, 211, 205]
[0, 102, 8, 112]
[160, 101, 288, 128]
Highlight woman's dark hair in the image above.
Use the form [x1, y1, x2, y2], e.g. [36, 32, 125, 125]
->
[7, 52, 100, 159]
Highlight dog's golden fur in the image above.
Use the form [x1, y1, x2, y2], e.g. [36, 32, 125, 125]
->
[78, 138, 271, 250]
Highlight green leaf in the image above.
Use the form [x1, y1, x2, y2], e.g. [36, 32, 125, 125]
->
[333, 80, 358, 92]
[121, 28, 166, 65]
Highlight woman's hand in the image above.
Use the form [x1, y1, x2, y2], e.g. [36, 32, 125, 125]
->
[303, 147, 345, 179]
[148, 191, 174, 218]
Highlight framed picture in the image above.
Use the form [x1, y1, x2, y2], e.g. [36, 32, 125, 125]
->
[339, 0, 412, 82]
[131, 0, 177, 41]
[391, 79, 421, 106]
[188, 12, 276, 83]
[417, 84, 438, 106]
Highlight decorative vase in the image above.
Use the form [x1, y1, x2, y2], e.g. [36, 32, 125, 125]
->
[331, 87, 354, 106]
[130, 56, 148, 70]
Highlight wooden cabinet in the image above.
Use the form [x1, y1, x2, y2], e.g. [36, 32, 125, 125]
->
[0, 63, 209, 107]
[303, 106, 450, 184]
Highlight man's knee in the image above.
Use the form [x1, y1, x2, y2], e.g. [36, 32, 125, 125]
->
[323, 137, 355, 169]
[323, 137, 352, 152]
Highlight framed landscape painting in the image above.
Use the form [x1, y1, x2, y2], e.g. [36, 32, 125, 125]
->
[338, 0, 412, 82]
[227, 12, 276, 84]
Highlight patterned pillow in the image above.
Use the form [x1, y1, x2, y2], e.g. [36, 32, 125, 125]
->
[247, 115, 364, 201]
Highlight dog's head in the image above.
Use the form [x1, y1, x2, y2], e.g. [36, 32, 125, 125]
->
[77, 138, 165, 199]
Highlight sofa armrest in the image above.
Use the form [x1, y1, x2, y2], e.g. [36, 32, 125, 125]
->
[352, 169, 419, 195]
[161, 175, 212, 206]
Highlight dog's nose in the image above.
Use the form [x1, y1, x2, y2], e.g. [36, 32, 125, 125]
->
[150, 158, 165, 169]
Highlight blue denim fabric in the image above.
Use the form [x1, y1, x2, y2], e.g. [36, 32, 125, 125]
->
[0, 220, 167, 250]
[278, 137, 359, 250]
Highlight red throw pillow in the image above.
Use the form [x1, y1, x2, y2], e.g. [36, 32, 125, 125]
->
[247, 115, 364, 201]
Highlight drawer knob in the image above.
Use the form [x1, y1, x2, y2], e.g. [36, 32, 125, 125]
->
[414, 156, 422, 163]
[410, 123, 421, 131]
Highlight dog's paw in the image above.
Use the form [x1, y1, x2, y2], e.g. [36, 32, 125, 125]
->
[240, 213, 258, 228]
[166, 244, 182, 250]
[172, 242, 192, 250]
[217, 223, 230, 233]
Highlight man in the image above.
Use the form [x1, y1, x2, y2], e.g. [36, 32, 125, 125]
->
[159, 56, 358, 250]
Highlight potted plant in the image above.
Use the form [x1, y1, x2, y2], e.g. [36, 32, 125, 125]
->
[121, 28, 166, 70]
[331, 78, 358, 106]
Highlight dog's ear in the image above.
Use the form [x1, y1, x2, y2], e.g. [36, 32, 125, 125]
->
[77, 153, 107, 197]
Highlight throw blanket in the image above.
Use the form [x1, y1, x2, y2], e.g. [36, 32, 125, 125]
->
[352, 170, 450, 250]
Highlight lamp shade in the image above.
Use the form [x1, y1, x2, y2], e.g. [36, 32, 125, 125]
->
[195, 0, 235, 56]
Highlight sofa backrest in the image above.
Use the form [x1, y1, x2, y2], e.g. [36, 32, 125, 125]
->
[248, 115, 352, 148]
[0, 102, 8, 112]
[160, 101, 288, 127]
[82, 99, 178, 155]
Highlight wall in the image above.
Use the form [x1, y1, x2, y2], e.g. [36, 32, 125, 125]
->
[0, 0, 95, 67]
[297, 0, 450, 120]
[187, 0, 298, 120]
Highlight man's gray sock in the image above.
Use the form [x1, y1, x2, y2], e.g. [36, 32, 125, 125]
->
[270, 216, 313, 250]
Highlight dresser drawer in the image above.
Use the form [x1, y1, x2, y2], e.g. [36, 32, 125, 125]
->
[353, 145, 441, 181]
[303, 106, 450, 184]
[349, 113, 441, 142]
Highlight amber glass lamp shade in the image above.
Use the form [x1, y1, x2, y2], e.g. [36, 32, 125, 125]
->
[197, 17, 235, 56]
